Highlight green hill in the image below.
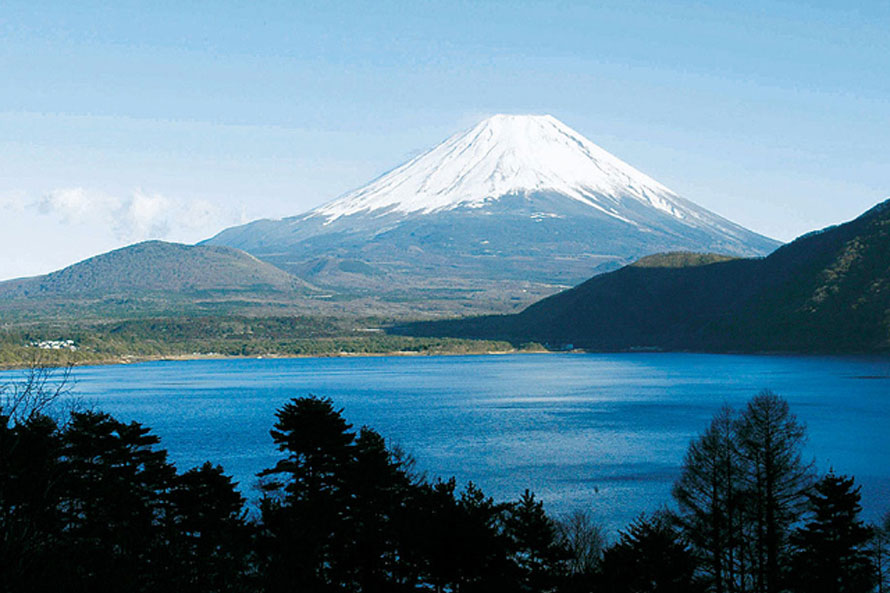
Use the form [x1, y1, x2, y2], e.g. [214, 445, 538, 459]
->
[0, 241, 313, 297]
[400, 199, 890, 353]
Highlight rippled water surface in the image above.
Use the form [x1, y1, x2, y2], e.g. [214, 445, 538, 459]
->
[13, 353, 890, 530]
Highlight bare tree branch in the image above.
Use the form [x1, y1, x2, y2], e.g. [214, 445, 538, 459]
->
[0, 354, 76, 426]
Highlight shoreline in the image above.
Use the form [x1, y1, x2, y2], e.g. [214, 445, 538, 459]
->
[2, 346, 887, 372]
[0, 346, 552, 371]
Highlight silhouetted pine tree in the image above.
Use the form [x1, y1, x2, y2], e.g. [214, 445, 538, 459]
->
[168, 462, 254, 592]
[453, 482, 514, 593]
[60, 411, 178, 591]
[257, 396, 356, 592]
[735, 390, 813, 593]
[255, 397, 539, 592]
[0, 413, 66, 592]
[340, 426, 418, 592]
[673, 405, 747, 593]
[597, 512, 703, 593]
[407, 478, 461, 591]
[789, 473, 876, 593]
[504, 489, 569, 593]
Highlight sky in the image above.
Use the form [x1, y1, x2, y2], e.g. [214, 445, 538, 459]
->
[1, 0, 888, 280]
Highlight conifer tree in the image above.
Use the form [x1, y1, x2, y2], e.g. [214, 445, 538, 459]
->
[504, 489, 569, 592]
[454, 482, 513, 592]
[735, 390, 813, 593]
[341, 426, 416, 592]
[0, 413, 65, 592]
[673, 406, 747, 593]
[168, 462, 252, 592]
[60, 411, 178, 591]
[411, 477, 464, 591]
[789, 473, 876, 593]
[597, 511, 702, 593]
[257, 396, 356, 591]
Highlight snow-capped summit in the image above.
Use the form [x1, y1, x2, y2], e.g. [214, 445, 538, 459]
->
[313, 114, 684, 223]
[206, 114, 780, 309]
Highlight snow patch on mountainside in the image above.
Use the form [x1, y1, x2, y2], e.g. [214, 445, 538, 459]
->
[311, 114, 690, 225]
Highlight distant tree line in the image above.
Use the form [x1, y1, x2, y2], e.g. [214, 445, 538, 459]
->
[0, 317, 531, 367]
[1, 365, 887, 592]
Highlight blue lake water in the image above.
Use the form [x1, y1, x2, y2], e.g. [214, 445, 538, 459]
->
[9, 353, 889, 532]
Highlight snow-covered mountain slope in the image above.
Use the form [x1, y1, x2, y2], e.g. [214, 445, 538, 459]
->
[314, 114, 680, 222]
[206, 114, 780, 305]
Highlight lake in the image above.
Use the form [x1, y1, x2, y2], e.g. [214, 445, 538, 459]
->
[10, 353, 890, 532]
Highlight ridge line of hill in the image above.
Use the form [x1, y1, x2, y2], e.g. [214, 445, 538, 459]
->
[395, 198, 890, 353]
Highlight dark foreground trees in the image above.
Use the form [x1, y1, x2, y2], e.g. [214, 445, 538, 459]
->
[871, 514, 890, 593]
[674, 392, 884, 593]
[672, 405, 743, 592]
[673, 391, 815, 593]
[0, 409, 253, 592]
[736, 391, 813, 593]
[597, 511, 702, 593]
[255, 395, 570, 592]
[1, 386, 573, 593]
[2, 373, 886, 593]
[790, 473, 876, 593]
[557, 509, 606, 589]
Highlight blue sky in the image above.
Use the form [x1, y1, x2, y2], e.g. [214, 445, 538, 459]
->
[1, 0, 888, 279]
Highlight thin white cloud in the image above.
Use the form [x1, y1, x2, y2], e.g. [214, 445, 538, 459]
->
[33, 187, 243, 243]
[38, 188, 118, 224]
[0, 188, 255, 280]
[0, 192, 28, 214]
[115, 190, 172, 239]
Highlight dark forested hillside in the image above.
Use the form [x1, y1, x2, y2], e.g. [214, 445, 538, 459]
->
[400, 199, 890, 352]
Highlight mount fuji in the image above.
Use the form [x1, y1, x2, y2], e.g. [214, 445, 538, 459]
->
[207, 114, 779, 311]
